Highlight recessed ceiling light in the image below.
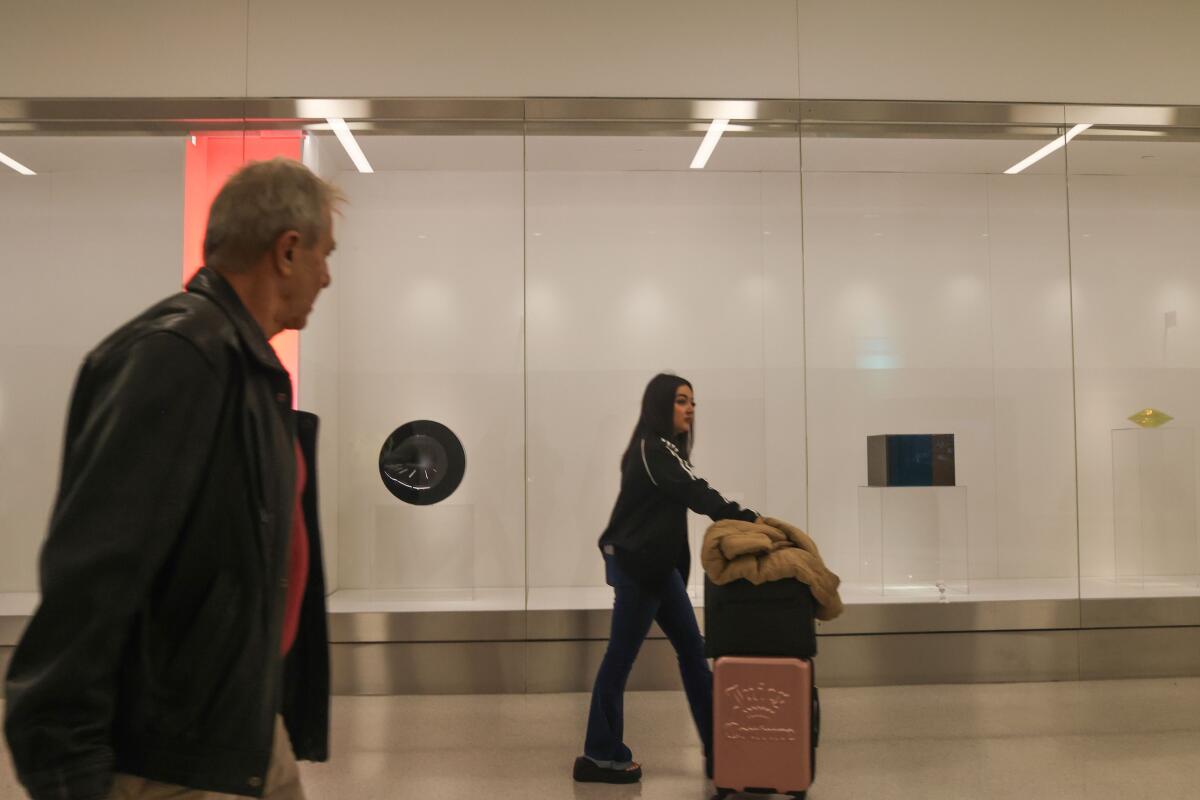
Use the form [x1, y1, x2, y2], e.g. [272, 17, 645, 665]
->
[327, 118, 374, 174]
[690, 119, 730, 169]
[0, 150, 36, 176]
[1004, 123, 1092, 175]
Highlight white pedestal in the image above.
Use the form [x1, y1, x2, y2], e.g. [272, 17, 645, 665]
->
[858, 486, 969, 598]
[1111, 427, 1200, 588]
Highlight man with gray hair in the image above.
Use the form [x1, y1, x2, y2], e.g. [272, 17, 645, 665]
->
[5, 158, 340, 800]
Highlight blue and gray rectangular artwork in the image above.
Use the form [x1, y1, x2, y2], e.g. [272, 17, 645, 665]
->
[867, 434, 955, 487]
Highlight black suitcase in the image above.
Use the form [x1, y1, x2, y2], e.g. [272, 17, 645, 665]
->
[704, 576, 818, 660]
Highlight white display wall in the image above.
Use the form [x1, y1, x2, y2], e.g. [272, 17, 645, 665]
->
[9, 1, 1200, 105]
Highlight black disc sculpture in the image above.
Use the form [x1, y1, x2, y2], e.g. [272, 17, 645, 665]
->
[378, 420, 465, 505]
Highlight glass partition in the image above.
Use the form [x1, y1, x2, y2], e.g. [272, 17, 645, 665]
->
[300, 126, 528, 612]
[0, 134, 187, 598]
[522, 121, 805, 609]
[0, 125, 220, 609]
[799, 107, 1081, 603]
[1065, 112, 1200, 600]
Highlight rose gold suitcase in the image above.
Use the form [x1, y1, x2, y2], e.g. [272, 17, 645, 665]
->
[712, 656, 819, 799]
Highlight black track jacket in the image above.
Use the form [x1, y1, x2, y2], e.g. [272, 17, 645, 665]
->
[598, 435, 757, 587]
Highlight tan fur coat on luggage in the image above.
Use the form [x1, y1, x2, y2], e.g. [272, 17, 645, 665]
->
[701, 517, 844, 621]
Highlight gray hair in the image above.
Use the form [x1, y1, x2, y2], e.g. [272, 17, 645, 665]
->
[203, 157, 343, 273]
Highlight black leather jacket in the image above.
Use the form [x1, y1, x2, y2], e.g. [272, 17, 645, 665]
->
[4, 268, 330, 800]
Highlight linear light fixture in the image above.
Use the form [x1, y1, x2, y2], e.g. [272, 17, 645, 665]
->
[690, 118, 730, 169]
[327, 117, 374, 173]
[0, 150, 36, 176]
[1005, 123, 1092, 175]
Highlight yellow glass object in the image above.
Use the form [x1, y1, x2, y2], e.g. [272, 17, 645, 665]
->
[1128, 408, 1174, 428]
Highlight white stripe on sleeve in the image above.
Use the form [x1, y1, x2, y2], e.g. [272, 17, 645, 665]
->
[640, 438, 658, 486]
[661, 438, 699, 479]
[660, 438, 734, 505]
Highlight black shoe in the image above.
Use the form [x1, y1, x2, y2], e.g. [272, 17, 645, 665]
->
[573, 756, 642, 784]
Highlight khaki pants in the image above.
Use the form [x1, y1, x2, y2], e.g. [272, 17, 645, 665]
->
[109, 717, 305, 800]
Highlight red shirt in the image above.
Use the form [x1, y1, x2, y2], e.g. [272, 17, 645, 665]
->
[280, 440, 309, 656]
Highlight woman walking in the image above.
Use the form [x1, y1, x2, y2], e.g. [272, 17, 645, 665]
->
[573, 373, 761, 784]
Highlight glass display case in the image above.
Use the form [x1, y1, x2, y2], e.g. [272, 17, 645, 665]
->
[0, 128, 190, 603]
[2, 98, 1199, 646]
[301, 124, 528, 612]
[801, 103, 1081, 604]
[522, 106, 804, 610]
[1064, 106, 1200, 600]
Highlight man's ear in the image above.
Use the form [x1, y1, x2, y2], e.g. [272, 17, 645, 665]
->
[274, 230, 302, 275]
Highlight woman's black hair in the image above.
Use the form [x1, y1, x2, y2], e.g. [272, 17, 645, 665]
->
[620, 372, 694, 471]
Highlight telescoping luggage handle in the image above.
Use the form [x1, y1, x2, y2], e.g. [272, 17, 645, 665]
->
[811, 658, 820, 750]
[811, 685, 820, 782]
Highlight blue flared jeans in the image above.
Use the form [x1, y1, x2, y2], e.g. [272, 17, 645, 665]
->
[583, 553, 713, 763]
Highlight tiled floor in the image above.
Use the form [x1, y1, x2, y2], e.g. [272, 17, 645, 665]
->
[5, 678, 1198, 799]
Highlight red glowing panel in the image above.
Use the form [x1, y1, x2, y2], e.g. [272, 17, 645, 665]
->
[183, 131, 304, 407]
